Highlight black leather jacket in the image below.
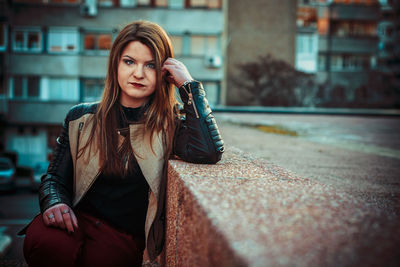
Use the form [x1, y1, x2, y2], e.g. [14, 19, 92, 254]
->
[39, 81, 224, 213]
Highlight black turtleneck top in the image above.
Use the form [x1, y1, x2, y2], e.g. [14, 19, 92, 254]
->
[76, 106, 149, 238]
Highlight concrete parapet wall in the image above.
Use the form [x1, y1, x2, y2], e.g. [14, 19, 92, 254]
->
[163, 146, 400, 266]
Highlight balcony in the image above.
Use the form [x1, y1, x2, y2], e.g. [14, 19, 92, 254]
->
[9, 54, 108, 78]
[318, 4, 380, 21]
[318, 36, 378, 54]
[6, 100, 77, 125]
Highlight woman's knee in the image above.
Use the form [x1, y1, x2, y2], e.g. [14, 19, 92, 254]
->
[23, 215, 83, 267]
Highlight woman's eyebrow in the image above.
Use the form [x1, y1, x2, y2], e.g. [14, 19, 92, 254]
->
[122, 55, 154, 63]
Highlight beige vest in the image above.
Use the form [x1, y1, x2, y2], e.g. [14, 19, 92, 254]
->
[68, 114, 166, 259]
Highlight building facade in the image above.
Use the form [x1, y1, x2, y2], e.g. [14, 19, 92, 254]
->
[376, 0, 400, 106]
[0, 0, 223, 170]
[296, 0, 382, 104]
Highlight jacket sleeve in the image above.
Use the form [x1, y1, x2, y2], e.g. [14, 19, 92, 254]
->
[38, 110, 74, 213]
[173, 81, 224, 164]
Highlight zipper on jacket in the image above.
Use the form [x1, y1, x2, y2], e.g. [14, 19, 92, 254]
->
[182, 83, 199, 119]
[74, 122, 84, 192]
[77, 122, 84, 143]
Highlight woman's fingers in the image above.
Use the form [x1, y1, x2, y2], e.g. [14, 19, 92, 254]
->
[70, 210, 79, 229]
[53, 208, 65, 230]
[42, 213, 50, 226]
[42, 203, 77, 232]
[43, 210, 56, 226]
[162, 58, 193, 87]
[61, 208, 74, 233]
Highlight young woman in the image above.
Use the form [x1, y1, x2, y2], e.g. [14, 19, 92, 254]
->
[22, 20, 224, 266]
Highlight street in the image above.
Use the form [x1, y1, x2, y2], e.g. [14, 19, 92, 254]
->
[0, 112, 399, 266]
[0, 187, 39, 266]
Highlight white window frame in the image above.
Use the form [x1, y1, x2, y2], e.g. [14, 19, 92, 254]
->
[82, 78, 104, 102]
[120, 0, 136, 7]
[12, 27, 43, 53]
[98, 0, 115, 6]
[82, 30, 113, 55]
[331, 55, 343, 71]
[188, 0, 221, 8]
[47, 77, 80, 101]
[9, 76, 41, 99]
[48, 27, 79, 54]
[189, 34, 220, 57]
[170, 35, 183, 55]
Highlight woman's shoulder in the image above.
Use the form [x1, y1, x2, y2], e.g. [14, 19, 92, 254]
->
[65, 102, 99, 122]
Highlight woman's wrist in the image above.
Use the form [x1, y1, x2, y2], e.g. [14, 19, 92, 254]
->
[180, 80, 194, 88]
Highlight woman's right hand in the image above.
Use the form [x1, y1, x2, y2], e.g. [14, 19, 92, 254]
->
[42, 203, 79, 233]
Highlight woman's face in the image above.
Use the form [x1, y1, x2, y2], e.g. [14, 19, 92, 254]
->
[117, 41, 157, 108]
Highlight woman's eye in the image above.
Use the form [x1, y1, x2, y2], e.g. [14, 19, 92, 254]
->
[124, 59, 134, 65]
[146, 63, 155, 69]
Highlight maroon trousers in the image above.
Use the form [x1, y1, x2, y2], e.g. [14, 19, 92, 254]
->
[23, 212, 145, 267]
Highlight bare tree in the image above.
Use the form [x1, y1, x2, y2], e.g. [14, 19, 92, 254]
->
[233, 54, 317, 106]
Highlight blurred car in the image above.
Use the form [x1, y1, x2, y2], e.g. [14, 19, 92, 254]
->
[14, 166, 34, 190]
[0, 157, 16, 192]
[32, 162, 49, 191]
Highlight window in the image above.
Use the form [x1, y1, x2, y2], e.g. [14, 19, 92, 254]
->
[13, 0, 78, 3]
[0, 24, 7, 52]
[12, 27, 42, 52]
[10, 76, 40, 99]
[170, 35, 183, 55]
[82, 79, 104, 102]
[379, 24, 394, 38]
[137, 0, 151, 5]
[190, 35, 219, 56]
[297, 34, 316, 54]
[47, 0, 80, 3]
[185, 0, 221, 8]
[318, 54, 326, 71]
[205, 36, 218, 55]
[190, 35, 204, 56]
[154, 0, 168, 6]
[13, 77, 24, 98]
[98, 0, 115, 6]
[83, 32, 112, 53]
[330, 54, 371, 71]
[297, 6, 317, 27]
[28, 77, 40, 97]
[332, 21, 377, 37]
[169, 0, 183, 8]
[120, 0, 136, 7]
[48, 78, 79, 101]
[48, 28, 79, 53]
[136, 0, 168, 6]
[331, 55, 343, 70]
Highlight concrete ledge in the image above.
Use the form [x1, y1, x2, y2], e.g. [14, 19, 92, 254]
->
[212, 106, 400, 116]
[164, 146, 400, 266]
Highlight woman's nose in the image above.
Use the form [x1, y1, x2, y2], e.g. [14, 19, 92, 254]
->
[133, 65, 144, 78]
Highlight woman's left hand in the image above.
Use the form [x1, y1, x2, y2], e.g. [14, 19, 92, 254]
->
[162, 58, 193, 88]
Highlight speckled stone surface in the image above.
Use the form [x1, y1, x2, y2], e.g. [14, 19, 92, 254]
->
[163, 146, 400, 267]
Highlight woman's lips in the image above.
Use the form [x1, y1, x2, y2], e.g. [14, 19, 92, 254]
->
[129, 82, 145, 88]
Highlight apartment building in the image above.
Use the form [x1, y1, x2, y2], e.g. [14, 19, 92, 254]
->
[296, 0, 381, 103]
[377, 0, 399, 96]
[0, 0, 223, 170]
[296, 0, 319, 73]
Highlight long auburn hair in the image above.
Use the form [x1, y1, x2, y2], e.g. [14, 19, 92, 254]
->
[80, 20, 177, 175]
